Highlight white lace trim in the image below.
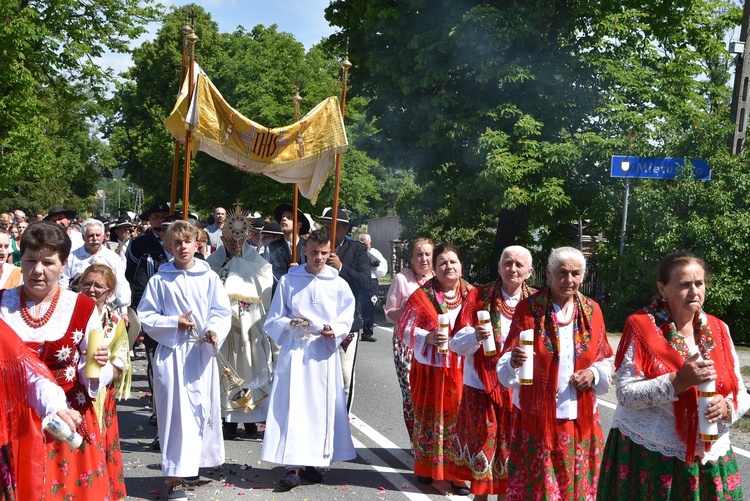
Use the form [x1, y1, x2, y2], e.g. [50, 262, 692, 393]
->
[613, 340, 733, 464]
[0, 287, 78, 342]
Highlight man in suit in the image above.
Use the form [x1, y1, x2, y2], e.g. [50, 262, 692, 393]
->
[319, 207, 371, 411]
[125, 201, 170, 283]
[265, 203, 310, 295]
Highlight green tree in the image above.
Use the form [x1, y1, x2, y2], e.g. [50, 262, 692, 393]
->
[328, 0, 750, 340]
[0, 0, 158, 214]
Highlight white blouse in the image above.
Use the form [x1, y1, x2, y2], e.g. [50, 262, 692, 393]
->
[612, 325, 750, 464]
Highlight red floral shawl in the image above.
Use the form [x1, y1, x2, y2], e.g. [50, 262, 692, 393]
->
[501, 288, 612, 449]
[614, 300, 740, 463]
[397, 278, 474, 381]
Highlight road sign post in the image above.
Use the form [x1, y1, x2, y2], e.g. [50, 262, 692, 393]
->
[611, 156, 711, 282]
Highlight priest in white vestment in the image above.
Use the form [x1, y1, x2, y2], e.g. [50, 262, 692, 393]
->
[261, 229, 356, 491]
[138, 221, 232, 497]
[207, 236, 274, 433]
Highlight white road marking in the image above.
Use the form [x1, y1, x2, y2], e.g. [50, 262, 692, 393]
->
[350, 414, 471, 500]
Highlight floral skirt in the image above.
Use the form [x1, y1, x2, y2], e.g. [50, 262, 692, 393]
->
[29, 386, 118, 500]
[392, 333, 415, 441]
[447, 385, 510, 495]
[506, 408, 604, 501]
[410, 358, 462, 480]
[100, 386, 127, 500]
[597, 428, 743, 500]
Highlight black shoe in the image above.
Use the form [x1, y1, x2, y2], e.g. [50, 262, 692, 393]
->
[451, 482, 470, 496]
[416, 475, 432, 484]
[150, 436, 160, 451]
[299, 466, 323, 483]
[167, 482, 187, 500]
[244, 422, 258, 436]
[278, 469, 300, 491]
[223, 421, 238, 440]
[361, 335, 377, 342]
[183, 475, 200, 485]
[149, 413, 157, 426]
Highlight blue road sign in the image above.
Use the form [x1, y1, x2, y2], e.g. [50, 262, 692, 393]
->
[610, 156, 711, 181]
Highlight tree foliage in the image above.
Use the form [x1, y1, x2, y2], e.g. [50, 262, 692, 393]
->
[326, 0, 750, 341]
[0, 0, 158, 215]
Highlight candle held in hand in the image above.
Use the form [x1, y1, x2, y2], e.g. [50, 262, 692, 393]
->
[519, 329, 534, 385]
[698, 379, 718, 442]
[437, 313, 450, 354]
[477, 310, 496, 355]
[84, 328, 105, 378]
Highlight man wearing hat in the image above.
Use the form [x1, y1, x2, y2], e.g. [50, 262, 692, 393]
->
[245, 216, 265, 254]
[319, 207, 371, 411]
[110, 215, 135, 264]
[125, 201, 170, 283]
[44, 206, 84, 251]
[266, 204, 310, 294]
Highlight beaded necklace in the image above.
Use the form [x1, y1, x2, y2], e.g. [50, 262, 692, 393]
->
[554, 300, 577, 327]
[20, 286, 61, 328]
[499, 298, 515, 319]
[441, 285, 463, 309]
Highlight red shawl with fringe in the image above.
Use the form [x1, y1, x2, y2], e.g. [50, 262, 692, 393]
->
[501, 288, 611, 449]
[0, 317, 57, 499]
[396, 278, 474, 383]
[614, 302, 740, 464]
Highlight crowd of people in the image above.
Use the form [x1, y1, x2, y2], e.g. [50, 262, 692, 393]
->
[1, 203, 749, 500]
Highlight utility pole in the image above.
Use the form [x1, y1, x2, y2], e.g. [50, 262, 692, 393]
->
[729, 1, 750, 154]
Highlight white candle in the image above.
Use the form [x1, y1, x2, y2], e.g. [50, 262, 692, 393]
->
[437, 313, 449, 354]
[477, 310, 496, 356]
[519, 329, 534, 385]
[698, 379, 719, 442]
[84, 328, 105, 378]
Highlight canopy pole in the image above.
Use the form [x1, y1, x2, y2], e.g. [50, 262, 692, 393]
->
[330, 49, 352, 248]
[170, 17, 193, 216]
[291, 85, 303, 262]
[182, 31, 199, 220]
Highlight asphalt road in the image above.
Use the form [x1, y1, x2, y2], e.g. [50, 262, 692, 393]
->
[119, 320, 750, 500]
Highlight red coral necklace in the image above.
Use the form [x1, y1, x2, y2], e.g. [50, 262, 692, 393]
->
[20, 286, 61, 328]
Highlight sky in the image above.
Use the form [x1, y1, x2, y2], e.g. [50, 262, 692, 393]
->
[98, 0, 337, 76]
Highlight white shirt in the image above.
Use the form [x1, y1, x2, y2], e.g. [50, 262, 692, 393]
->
[63, 246, 131, 314]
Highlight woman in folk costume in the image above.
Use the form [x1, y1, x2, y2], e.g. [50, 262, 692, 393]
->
[597, 253, 750, 500]
[0, 231, 22, 290]
[78, 264, 132, 497]
[498, 246, 612, 500]
[207, 231, 274, 440]
[0, 317, 83, 501]
[383, 237, 434, 442]
[447, 246, 535, 500]
[0, 221, 118, 499]
[396, 243, 472, 495]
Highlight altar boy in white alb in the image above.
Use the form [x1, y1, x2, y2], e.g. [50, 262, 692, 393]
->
[138, 221, 232, 500]
[261, 228, 356, 491]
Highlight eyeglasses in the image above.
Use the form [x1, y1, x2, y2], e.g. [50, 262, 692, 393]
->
[80, 282, 111, 293]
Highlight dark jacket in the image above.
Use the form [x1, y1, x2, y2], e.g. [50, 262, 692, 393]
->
[125, 229, 163, 283]
[266, 238, 306, 294]
[334, 238, 371, 332]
